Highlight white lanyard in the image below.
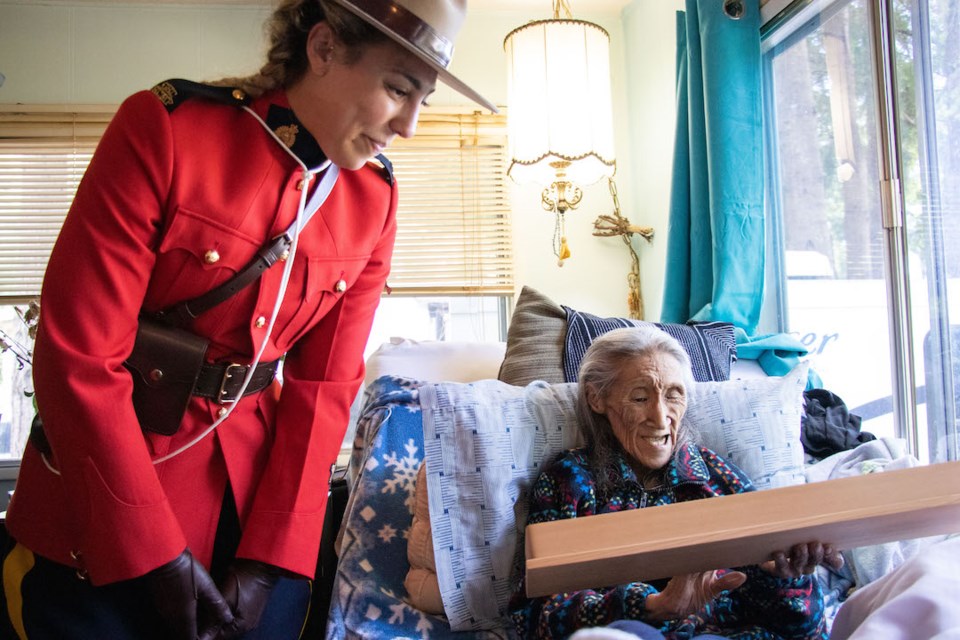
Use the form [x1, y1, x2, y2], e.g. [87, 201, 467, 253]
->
[152, 108, 339, 464]
[42, 105, 341, 474]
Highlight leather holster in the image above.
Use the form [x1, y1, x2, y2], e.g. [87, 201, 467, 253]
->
[123, 317, 209, 435]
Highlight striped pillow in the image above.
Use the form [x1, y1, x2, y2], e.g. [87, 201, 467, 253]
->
[497, 286, 568, 386]
[562, 307, 736, 383]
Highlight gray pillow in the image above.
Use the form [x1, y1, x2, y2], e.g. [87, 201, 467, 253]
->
[497, 286, 567, 386]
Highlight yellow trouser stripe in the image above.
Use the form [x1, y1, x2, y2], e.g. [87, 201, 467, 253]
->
[298, 580, 313, 640]
[3, 543, 34, 640]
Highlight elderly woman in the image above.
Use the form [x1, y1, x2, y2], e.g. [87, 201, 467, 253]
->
[510, 326, 843, 640]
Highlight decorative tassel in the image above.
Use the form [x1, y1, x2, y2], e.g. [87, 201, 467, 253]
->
[557, 236, 571, 266]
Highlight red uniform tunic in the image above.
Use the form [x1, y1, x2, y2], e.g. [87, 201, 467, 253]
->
[6, 82, 398, 585]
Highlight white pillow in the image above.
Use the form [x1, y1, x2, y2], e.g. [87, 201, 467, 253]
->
[345, 339, 508, 452]
[729, 358, 768, 379]
[418, 363, 808, 629]
[365, 337, 506, 385]
[419, 380, 580, 630]
[688, 361, 809, 490]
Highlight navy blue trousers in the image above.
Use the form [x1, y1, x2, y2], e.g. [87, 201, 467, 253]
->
[1, 487, 310, 640]
[2, 544, 310, 639]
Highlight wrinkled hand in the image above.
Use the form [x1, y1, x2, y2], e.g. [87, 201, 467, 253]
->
[216, 559, 282, 639]
[644, 570, 747, 621]
[760, 541, 845, 579]
[141, 548, 233, 640]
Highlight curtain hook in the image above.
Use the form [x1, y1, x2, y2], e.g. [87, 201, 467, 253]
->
[723, 0, 745, 19]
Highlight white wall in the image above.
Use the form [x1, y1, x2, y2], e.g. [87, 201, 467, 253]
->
[0, 3, 272, 101]
[621, 0, 685, 322]
[0, 0, 684, 319]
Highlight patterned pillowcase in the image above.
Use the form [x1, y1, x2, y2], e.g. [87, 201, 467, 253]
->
[419, 380, 581, 631]
[562, 307, 737, 383]
[689, 361, 809, 490]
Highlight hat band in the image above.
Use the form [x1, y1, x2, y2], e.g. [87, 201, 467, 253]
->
[348, 0, 453, 69]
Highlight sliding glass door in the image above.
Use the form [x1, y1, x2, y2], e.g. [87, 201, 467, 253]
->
[762, 0, 960, 462]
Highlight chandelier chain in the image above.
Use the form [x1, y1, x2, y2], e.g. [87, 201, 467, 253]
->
[553, 211, 562, 257]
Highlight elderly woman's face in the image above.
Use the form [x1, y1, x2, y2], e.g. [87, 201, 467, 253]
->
[589, 352, 688, 472]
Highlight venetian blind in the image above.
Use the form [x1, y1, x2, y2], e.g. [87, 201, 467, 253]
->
[0, 106, 111, 302]
[0, 105, 514, 303]
[385, 109, 514, 295]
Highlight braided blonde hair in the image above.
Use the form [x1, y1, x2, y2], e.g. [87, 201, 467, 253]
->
[212, 0, 388, 97]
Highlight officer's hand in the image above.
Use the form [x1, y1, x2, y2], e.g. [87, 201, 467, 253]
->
[141, 548, 233, 640]
[216, 559, 283, 639]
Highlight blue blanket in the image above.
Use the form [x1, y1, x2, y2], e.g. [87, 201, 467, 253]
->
[325, 376, 509, 639]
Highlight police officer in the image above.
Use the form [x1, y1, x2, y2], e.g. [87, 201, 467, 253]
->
[2, 0, 495, 638]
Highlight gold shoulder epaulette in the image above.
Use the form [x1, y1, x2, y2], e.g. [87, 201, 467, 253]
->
[149, 79, 250, 113]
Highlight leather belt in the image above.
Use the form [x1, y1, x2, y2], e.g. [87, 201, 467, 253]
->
[193, 359, 280, 404]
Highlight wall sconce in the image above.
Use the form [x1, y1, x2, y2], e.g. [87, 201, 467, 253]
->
[504, 0, 616, 265]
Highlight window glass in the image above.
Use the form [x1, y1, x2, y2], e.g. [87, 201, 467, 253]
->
[764, 0, 960, 462]
[364, 295, 506, 359]
[764, 0, 895, 439]
[0, 303, 35, 461]
[896, 0, 960, 462]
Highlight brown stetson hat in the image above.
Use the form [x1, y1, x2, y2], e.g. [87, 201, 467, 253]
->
[326, 0, 497, 112]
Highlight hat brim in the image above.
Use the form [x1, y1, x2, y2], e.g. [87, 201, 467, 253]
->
[328, 0, 499, 113]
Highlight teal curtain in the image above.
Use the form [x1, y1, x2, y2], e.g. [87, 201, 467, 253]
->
[661, 0, 764, 334]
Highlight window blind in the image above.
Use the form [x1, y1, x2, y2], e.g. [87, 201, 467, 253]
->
[0, 105, 514, 303]
[0, 106, 111, 302]
[386, 109, 514, 296]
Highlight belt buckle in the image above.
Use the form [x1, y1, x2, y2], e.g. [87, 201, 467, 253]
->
[218, 363, 247, 404]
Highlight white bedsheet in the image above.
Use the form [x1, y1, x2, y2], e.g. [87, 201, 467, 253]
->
[830, 535, 960, 640]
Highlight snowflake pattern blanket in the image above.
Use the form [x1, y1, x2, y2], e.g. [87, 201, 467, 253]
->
[325, 376, 511, 639]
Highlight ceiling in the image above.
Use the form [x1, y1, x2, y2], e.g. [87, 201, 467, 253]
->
[478, 0, 630, 9]
[22, 0, 631, 11]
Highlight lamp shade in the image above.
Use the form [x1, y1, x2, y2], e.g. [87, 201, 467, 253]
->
[504, 18, 616, 187]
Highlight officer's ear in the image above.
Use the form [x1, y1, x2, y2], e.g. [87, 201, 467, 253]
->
[306, 22, 337, 76]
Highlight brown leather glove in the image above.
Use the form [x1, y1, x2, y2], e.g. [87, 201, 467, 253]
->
[216, 559, 283, 639]
[141, 548, 234, 640]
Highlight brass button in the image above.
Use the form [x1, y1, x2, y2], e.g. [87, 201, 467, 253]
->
[334, 279, 347, 293]
[203, 249, 220, 264]
[279, 250, 290, 262]
[295, 179, 305, 191]
[232, 89, 246, 101]
[70, 549, 83, 561]
[149, 368, 164, 382]
[218, 407, 229, 418]
[254, 316, 266, 328]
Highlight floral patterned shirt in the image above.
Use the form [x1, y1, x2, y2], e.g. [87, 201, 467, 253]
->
[509, 444, 826, 640]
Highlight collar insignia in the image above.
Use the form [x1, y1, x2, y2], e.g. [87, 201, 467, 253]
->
[274, 124, 299, 149]
[266, 104, 325, 168]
